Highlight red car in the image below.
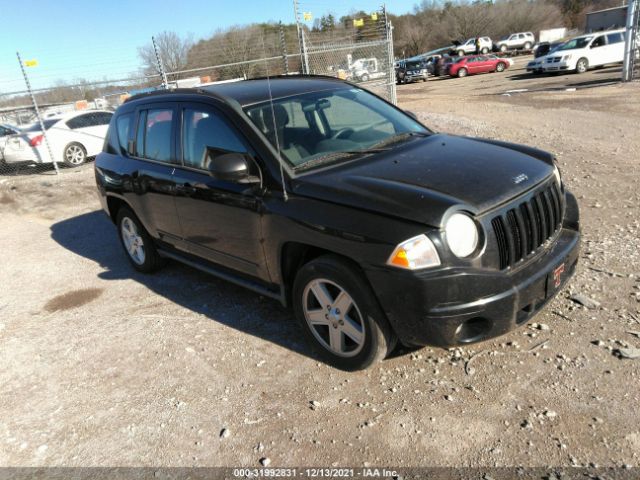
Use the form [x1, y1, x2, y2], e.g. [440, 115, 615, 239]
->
[448, 55, 510, 78]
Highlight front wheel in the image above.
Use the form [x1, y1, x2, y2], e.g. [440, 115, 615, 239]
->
[575, 57, 588, 74]
[116, 207, 165, 273]
[457, 67, 468, 78]
[457, 50, 465, 57]
[481, 47, 489, 54]
[496, 62, 506, 72]
[292, 255, 397, 371]
[63, 142, 87, 167]
[500, 44, 507, 52]
[524, 42, 532, 50]
[360, 74, 369, 82]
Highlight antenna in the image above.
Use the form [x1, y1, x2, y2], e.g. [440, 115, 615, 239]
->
[261, 34, 289, 202]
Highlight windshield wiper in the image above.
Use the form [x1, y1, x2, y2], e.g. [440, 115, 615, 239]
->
[368, 131, 430, 149]
[293, 146, 394, 171]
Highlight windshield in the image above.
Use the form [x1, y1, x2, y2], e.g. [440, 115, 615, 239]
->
[244, 87, 429, 171]
[558, 37, 593, 50]
[406, 61, 424, 69]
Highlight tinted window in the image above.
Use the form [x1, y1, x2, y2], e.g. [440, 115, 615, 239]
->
[143, 109, 173, 162]
[116, 113, 133, 154]
[182, 108, 247, 169]
[135, 112, 146, 157]
[606, 32, 624, 44]
[23, 119, 58, 132]
[67, 114, 92, 129]
[93, 112, 113, 125]
[592, 35, 606, 48]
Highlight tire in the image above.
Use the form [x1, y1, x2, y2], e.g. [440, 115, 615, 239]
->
[575, 57, 588, 74]
[63, 142, 87, 167]
[500, 44, 507, 52]
[457, 67, 468, 78]
[360, 74, 369, 82]
[116, 207, 165, 273]
[292, 255, 397, 371]
[457, 50, 465, 57]
[524, 42, 532, 50]
[481, 47, 489, 54]
[496, 62, 506, 72]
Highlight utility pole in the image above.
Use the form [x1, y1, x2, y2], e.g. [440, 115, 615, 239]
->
[152, 36, 169, 89]
[16, 52, 59, 174]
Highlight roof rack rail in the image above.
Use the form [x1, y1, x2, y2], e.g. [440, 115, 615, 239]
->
[124, 87, 206, 103]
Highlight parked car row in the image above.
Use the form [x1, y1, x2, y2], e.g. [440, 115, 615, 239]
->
[451, 32, 535, 57]
[0, 110, 112, 169]
[527, 28, 628, 74]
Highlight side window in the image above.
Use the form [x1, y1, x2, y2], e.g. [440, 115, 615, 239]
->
[67, 114, 91, 130]
[606, 33, 624, 44]
[116, 113, 133, 154]
[592, 35, 606, 48]
[94, 112, 113, 125]
[0, 127, 8, 136]
[142, 109, 173, 162]
[182, 108, 247, 170]
[135, 111, 146, 157]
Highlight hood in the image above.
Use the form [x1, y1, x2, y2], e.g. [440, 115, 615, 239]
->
[291, 134, 555, 227]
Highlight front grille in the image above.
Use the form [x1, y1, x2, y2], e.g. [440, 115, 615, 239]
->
[491, 181, 564, 270]
[547, 56, 561, 63]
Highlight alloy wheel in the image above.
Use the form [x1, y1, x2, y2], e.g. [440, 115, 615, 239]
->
[302, 278, 365, 357]
[65, 145, 85, 165]
[121, 217, 146, 265]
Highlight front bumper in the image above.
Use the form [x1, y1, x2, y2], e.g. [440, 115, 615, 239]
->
[543, 61, 572, 72]
[404, 72, 428, 82]
[365, 200, 580, 348]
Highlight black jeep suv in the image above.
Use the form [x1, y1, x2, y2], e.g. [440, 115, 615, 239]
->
[95, 76, 580, 370]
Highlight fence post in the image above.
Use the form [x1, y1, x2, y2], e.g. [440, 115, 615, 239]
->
[293, 0, 309, 74]
[385, 13, 398, 105]
[152, 36, 169, 89]
[279, 22, 290, 75]
[16, 52, 59, 175]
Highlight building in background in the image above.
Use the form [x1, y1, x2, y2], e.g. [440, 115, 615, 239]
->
[586, 5, 628, 32]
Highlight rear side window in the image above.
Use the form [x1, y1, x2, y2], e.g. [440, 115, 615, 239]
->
[116, 114, 133, 154]
[138, 109, 174, 163]
[182, 108, 247, 169]
[606, 32, 624, 44]
[93, 112, 113, 125]
[67, 114, 92, 129]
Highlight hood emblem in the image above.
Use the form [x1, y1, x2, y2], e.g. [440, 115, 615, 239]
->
[513, 173, 528, 184]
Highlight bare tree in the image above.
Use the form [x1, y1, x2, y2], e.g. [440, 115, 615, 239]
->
[138, 31, 193, 77]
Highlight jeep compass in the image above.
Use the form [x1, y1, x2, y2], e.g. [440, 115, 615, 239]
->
[95, 76, 580, 370]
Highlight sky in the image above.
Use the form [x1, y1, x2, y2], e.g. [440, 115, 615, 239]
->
[0, 0, 417, 93]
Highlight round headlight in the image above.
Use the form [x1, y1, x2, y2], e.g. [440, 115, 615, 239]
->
[553, 164, 561, 187]
[445, 213, 479, 258]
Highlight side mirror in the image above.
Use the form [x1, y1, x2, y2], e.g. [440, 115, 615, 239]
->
[206, 149, 259, 183]
[405, 110, 418, 120]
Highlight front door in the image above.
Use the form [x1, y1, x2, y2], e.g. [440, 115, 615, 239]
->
[172, 102, 268, 280]
[588, 34, 608, 66]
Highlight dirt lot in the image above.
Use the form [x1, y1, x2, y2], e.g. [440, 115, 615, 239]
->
[1, 58, 640, 471]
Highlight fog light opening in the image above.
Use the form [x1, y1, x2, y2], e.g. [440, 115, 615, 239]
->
[455, 317, 491, 343]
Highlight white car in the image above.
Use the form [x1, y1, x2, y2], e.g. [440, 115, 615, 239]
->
[2, 110, 112, 167]
[454, 37, 493, 56]
[495, 32, 535, 52]
[0, 124, 22, 161]
[542, 29, 626, 74]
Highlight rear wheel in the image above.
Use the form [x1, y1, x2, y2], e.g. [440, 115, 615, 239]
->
[481, 47, 489, 54]
[292, 255, 397, 371]
[500, 44, 507, 52]
[524, 42, 532, 50]
[457, 50, 465, 57]
[360, 73, 369, 82]
[457, 67, 468, 78]
[576, 57, 588, 74]
[116, 207, 165, 273]
[496, 62, 506, 72]
[63, 142, 86, 167]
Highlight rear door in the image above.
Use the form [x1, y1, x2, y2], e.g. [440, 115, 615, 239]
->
[172, 101, 268, 280]
[605, 32, 625, 64]
[125, 104, 182, 245]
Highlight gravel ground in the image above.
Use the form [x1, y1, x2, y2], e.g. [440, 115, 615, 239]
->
[1, 61, 639, 470]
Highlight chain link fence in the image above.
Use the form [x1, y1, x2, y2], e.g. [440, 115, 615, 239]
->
[296, 7, 397, 104]
[628, 0, 640, 80]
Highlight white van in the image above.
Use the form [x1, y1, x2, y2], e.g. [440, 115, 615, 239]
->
[542, 29, 626, 74]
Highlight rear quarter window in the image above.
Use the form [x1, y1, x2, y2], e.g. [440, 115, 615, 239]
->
[105, 113, 133, 155]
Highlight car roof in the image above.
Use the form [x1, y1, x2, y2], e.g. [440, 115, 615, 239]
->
[126, 76, 353, 109]
[574, 28, 625, 40]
